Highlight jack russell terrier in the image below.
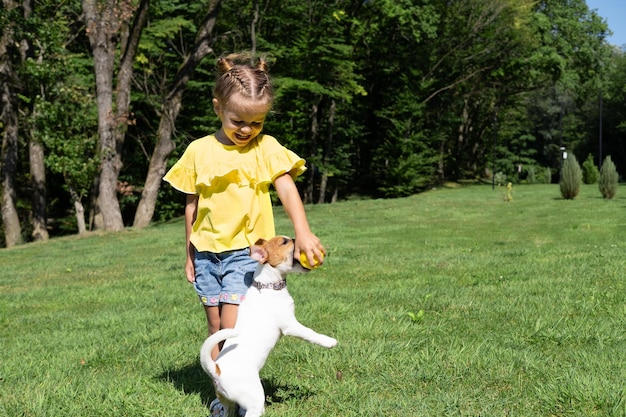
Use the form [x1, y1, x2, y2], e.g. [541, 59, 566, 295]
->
[200, 236, 338, 417]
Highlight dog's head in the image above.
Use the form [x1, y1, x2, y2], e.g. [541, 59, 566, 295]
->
[249, 236, 309, 274]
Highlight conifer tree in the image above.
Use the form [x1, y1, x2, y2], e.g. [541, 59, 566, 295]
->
[582, 154, 599, 184]
[560, 154, 582, 200]
[599, 156, 619, 199]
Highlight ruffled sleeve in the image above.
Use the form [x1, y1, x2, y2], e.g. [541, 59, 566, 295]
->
[254, 135, 307, 185]
[163, 142, 199, 194]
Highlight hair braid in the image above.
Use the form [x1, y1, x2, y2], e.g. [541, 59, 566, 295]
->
[214, 53, 274, 108]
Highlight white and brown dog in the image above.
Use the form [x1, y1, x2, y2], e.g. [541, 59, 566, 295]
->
[200, 236, 338, 417]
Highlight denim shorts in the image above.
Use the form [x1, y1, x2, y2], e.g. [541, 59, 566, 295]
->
[193, 248, 257, 306]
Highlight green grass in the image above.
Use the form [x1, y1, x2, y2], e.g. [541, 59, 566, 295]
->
[1, 184, 625, 416]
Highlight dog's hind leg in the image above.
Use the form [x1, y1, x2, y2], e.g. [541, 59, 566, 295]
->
[234, 379, 265, 417]
[282, 320, 337, 348]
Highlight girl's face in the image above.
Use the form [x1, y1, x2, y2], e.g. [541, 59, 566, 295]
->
[213, 95, 270, 147]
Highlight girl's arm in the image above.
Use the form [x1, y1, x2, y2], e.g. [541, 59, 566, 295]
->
[185, 194, 198, 282]
[274, 173, 326, 266]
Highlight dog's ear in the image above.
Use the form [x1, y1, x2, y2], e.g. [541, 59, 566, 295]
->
[250, 245, 269, 263]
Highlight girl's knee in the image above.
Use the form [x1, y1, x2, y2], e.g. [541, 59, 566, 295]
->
[220, 303, 239, 329]
[204, 305, 221, 334]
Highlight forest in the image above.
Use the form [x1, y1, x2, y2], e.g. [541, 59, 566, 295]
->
[1, 0, 624, 247]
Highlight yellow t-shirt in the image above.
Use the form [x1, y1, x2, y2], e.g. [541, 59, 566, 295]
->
[163, 134, 306, 253]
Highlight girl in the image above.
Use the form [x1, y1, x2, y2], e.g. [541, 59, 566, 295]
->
[163, 52, 325, 363]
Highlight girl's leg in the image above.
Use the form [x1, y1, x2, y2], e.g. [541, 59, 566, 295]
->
[206, 248, 252, 359]
[204, 305, 222, 360]
[220, 303, 239, 329]
[203, 303, 240, 360]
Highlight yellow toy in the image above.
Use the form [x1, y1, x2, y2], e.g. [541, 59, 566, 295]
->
[299, 251, 324, 269]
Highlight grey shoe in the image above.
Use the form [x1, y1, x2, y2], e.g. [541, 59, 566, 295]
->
[209, 399, 225, 417]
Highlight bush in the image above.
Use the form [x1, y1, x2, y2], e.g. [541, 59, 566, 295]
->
[582, 154, 599, 184]
[494, 172, 507, 186]
[534, 167, 552, 184]
[599, 156, 619, 199]
[560, 154, 582, 200]
[545, 167, 552, 184]
[526, 166, 536, 184]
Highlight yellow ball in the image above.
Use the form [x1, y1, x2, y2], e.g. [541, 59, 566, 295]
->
[299, 252, 324, 269]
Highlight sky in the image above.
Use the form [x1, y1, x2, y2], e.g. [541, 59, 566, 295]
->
[586, 0, 626, 47]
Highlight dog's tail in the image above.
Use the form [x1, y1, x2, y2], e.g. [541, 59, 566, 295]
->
[199, 328, 239, 378]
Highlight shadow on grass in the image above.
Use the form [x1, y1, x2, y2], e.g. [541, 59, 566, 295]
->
[158, 360, 214, 409]
[158, 360, 314, 410]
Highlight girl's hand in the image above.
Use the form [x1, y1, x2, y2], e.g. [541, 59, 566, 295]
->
[295, 231, 326, 268]
[185, 257, 196, 283]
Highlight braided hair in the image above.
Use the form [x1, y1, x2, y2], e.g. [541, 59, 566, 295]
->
[214, 53, 274, 108]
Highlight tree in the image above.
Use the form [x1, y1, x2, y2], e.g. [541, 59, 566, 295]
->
[82, 0, 149, 231]
[133, 0, 223, 228]
[19, 0, 50, 242]
[36, 71, 99, 234]
[351, 0, 441, 195]
[582, 153, 599, 184]
[560, 154, 582, 200]
[1, 0, 24, 247]
[2, 0, 624, 240]
[276, 6, 365, 203]
[598, 155, 618, 199]
[598, 49, 626, 176]
[483, 0, 611, 183]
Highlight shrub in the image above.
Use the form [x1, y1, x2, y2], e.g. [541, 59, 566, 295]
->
[535, 167, 552, 184]
[494, 172, 507, 186]
[582, 154, 599, 184]
[599, 156, 619, 199]
[560, 154, 582, 199]
[526, 166, 536, 184]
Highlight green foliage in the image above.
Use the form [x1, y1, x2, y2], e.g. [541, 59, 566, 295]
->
[582, 153, 599, 184]
[544, 167, 553, 184]
[5, 0, 625, 239]
[598, 155, 619, 199]
[559, 154, 582, 199]
[526, 165, 537, 183]
[33, 64, 99, 203]
[13, 0, 98, 232]
[494, 172, 507, 186]
[531, 166, 553, 184]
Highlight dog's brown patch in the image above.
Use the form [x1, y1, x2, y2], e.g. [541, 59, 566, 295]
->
[215, 363, 221, 376]
[260, 236, 294, 267]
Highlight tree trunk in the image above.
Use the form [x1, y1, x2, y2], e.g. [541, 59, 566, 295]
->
[305, 101, 320, 204]
[437, 139, 445, 184]
[24, 0, 48, 241]
[133, 0, 223, 228]
[0, 0, 23, 247]
[0, 94, 22, 247]
[83, 0, 122, 231]
[82, 0, 149, 231]
[69, 186, 87, 234]
[317, 99, 336, 204]
[29, 139, 48, 241]
[250, 0, 259, 56]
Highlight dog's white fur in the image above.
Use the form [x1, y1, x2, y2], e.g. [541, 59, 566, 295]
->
[200, 236, 337, 417]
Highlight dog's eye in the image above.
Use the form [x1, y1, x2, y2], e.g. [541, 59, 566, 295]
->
[282, 237, 289, 245]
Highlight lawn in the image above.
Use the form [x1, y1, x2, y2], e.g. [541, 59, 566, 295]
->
[1, 184, 625, 417]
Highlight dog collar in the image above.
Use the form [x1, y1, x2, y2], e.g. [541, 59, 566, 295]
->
[252, 280, 287, 291]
